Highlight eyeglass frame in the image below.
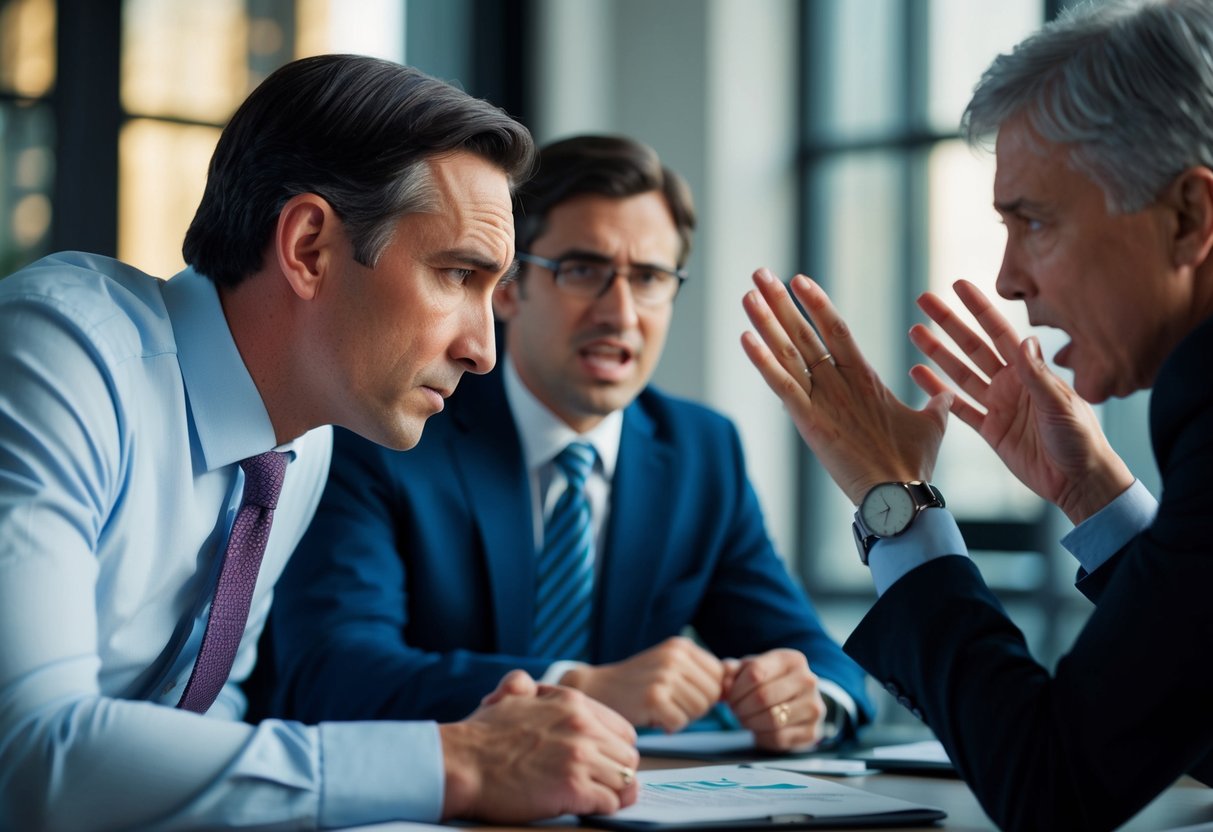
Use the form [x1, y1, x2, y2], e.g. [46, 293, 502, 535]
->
[514, 251, 688, 306]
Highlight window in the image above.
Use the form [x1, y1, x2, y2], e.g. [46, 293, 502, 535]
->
[796, 1, 1108, 694]
[0, 0, 55, 275]
[0, 0, 506, 280]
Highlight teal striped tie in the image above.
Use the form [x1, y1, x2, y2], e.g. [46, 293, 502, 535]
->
[531, 442, 596, 660]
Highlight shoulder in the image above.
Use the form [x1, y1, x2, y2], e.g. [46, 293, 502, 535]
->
[632, 385, 740, 441]
[0, 252, 175, 365]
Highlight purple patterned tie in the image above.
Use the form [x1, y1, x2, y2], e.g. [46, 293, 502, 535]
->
[178, 451, 288, 713]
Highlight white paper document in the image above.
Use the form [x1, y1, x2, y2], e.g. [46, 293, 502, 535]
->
[582, 764, 945, 829]
[866, 740, 950, 763]
[847, 739, 955, 774]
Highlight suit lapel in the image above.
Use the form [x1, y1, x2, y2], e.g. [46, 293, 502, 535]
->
[594, 398, 677, 661]
[448, 373, 537, 654]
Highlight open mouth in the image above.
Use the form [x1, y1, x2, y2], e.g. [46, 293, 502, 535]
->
[579, 341, 636, 379]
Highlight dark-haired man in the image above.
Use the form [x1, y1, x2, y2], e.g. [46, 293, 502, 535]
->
[0, 56, 637, 830]
[269, 134, 873, 750]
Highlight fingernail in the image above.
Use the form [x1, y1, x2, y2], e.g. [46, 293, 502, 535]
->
[1028, 336, 1044, 364]
[754, 268, 775, 284]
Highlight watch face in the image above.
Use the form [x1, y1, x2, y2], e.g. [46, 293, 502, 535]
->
[859, 483, 916, 537]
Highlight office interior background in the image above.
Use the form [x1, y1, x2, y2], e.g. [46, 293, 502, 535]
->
[0, 0, 1154, 726]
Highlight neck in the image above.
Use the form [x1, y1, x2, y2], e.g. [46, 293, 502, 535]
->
[219, 274, 316, 444]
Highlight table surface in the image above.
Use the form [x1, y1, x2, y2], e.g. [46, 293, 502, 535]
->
[467, 756, 1213, 832]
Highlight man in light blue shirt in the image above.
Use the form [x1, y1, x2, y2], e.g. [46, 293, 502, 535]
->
[740, 1, 1213, 829]
[0, 55, 638, 831]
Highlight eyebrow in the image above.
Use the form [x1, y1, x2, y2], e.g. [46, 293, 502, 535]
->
[993, 198, 1048, 216]
[438, 247, 511, 275]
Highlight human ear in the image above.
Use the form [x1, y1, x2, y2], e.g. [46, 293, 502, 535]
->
[492, 276, 523, 321]
[1166, 167, 1213, 269]
[275, 194, 340, 301]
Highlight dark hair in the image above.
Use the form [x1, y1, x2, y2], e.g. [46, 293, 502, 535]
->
[513, 134, 696, 267]
[963, 0, 1213, 213]
[183, 54, 535, 287]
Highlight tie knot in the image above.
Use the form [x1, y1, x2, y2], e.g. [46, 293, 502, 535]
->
[239, 451, 288, 509]
[554, 442, 595, 490]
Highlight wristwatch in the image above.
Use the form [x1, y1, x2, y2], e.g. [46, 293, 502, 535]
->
[852, 481, 945, 565]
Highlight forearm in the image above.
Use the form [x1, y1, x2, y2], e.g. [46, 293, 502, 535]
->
[0, 676, 442, 830]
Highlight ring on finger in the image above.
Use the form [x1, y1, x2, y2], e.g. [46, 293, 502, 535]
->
[771, 702, 791, 727]
[808, 352, 833, 371]
[618, 766, 635, 788]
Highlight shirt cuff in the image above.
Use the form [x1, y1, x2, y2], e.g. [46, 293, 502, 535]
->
[544, 660, 584, 686]
[318, 720, 444, 827]
[1060, 479, 1157, 575]
[866, 508, 969, 597]
[815, 678, 857, 743]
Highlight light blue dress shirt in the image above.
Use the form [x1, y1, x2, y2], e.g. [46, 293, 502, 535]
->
[867, 480, 1159, 596]
[0, 253, 443, 830]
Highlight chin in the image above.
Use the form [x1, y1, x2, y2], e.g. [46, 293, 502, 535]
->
[353, 417, 425, 452]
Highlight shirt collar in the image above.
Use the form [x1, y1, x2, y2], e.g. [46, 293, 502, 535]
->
[161, 268, 283, 471]
[503, 354, 622, 479]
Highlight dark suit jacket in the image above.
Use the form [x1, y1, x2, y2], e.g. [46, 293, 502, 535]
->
[845, 315, 1213, 831]
[268, 368, 873, 727]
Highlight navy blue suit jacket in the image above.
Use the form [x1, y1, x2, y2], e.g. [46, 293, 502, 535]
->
[845, 315, 1213, 831]
[268, 367, 872, 726]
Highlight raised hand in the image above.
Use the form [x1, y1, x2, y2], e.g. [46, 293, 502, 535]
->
[909, 280, 1132, 523]
[439, 670, 639, 822]
[561, 636, 725, 733]
[741, 269, 952, 505]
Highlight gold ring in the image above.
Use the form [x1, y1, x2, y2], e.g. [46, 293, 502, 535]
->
[619, 766, 635, 788]
[808, 352, 833, 371]
[772, 702, 791, 727]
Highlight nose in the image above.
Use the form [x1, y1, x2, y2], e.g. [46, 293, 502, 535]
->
[590, 272, 640, 329]
[456, 291, 497, 375]
[994, 242, 1032, 301]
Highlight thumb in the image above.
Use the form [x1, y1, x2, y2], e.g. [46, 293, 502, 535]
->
[923, 388, 955, 429]
[1015, 337, 1068, 409]
[481, 669, 536, 707]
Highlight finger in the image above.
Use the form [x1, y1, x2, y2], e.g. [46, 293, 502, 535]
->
[1014, 336, 1073, 410]
[727, 650, 805, 717]
[720, 658, 742, 696]
[581, 694, 640, 745]
[910, 365, 986, 434]
[908, 323, 993, 405]
[752, 721, 822, 752]
[916, 291, 1005, 380]
[749, 269, 829, 375]
[785, 275, 869, 373]
[741, 326, 807, 409]
[953, 280, 1026, 365]
[481, 669, 536, 706]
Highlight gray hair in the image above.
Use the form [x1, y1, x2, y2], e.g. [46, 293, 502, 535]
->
[963, 0, 1213, 213]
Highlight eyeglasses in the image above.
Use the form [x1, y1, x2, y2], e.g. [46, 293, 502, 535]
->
[515, 252, 687, 307]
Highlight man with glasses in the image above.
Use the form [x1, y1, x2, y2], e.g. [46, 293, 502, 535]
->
[265, 134, 872, 750]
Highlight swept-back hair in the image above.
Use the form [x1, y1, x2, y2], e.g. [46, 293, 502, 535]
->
[513, 134, 696, 267]
[963, 0, 1213, 213]
[183, 54, 534, 286]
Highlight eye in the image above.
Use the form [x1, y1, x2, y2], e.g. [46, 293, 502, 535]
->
[632, 268, 663, 285]
[561, 261, 600, 279]
[444, 267, 474, 284]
